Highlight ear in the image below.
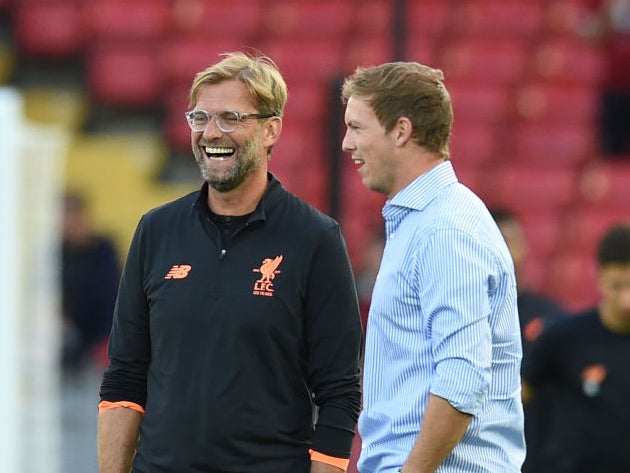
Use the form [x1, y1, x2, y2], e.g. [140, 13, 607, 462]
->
[393, 116, 413, 147]
[264, 116, 282, 146]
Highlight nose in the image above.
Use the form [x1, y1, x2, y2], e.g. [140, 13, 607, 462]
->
[342, 130, 354, 153]
[200, 117, 223, 140]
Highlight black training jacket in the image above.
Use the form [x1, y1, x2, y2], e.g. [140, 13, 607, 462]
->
[100, 173, 363, 473]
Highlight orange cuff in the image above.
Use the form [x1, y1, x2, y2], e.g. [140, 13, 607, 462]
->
[309, 449, 349, 471]
[98, 400, 145, 414]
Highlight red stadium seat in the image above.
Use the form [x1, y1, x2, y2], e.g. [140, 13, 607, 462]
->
[532, 39, 605, 86]
[87, 44, 162, 108]
[542, 0, 589, 37]
[510, 122, 595, 166]
[578, 161, 630, 211]
[159, 36, 248, 86]
[405, 36, 437, 66]
[283, 82, 332, 122]
[453, 164, 486, 196]
[352, 0, 393, 37]
[451, 0, 544, 39]
[163, 84, 193, 152]
[449, 123, 503, 167]
[440, 39, 529, 86]
[407, 1, 452, 40]
[519, 210, 563, 259]
[171, 0, 263, 39]
[486, 163, 578, 213]
[258, 38, 345, 85]
[515, 83, 599, 126]
[337, 0, 411, 67]
[13, 1, 83, 58]
[261, 1, 353, 39]
[83, 0, 171, 43]
[270, 119, 330, 211]
[563, 206, 630, 254]
[343, 39, 396, 74]
[449, 83, 514, 125]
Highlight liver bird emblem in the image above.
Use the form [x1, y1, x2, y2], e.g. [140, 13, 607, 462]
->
[255, 255, 283, 283]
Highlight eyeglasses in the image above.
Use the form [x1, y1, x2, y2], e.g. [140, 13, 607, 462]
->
[184, 110, 275, 133]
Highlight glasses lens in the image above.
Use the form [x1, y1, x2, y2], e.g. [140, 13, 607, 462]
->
[216, 111, 240, 132]
[188, 111, 209, 131]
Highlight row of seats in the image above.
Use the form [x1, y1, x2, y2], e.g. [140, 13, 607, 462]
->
[11, 0, 587, 52]
[15, 34, 602, 100]
[83, 40, 602, 149]
[7, 0, 603, 180]
[6, 0, 626, 318]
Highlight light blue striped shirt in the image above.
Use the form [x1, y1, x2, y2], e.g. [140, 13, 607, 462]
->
[358, 161, 525, 473]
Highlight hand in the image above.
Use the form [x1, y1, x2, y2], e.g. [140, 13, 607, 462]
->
[310, 460, 345, 473]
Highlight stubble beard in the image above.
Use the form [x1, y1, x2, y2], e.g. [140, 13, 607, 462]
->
[194, 134, 264, 192]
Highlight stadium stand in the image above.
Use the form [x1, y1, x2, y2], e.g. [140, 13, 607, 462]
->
[12, 0, 83, 58]
[450, 0, 545, 39]
[4, 3, 629, 469]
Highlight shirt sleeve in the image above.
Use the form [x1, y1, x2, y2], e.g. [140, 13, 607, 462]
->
[99, 216, 151, 407]
[304, 224, 363, 458]
[419, 229, 496, 416]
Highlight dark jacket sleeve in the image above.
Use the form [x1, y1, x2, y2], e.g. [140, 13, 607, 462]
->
[521, 316, 566, 389]
[305, 224, 363, 458]
[99, 217, 151, 407]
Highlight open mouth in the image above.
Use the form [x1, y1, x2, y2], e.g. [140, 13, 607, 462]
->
[353, 158, 365, 165]
[204, 146, 235, 160]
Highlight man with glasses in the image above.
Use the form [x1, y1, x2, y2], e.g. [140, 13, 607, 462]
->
[97, 51, 363, 473]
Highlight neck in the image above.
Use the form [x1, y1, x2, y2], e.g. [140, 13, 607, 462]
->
[390, 155, 446, 199]
[207, 170, 268, 216]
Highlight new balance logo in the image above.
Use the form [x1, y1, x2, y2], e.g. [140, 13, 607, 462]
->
[164, 264, 192, 279]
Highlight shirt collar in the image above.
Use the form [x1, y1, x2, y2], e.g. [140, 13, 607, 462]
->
[193, 172, 283, 224]
[386, 161, 458, 214]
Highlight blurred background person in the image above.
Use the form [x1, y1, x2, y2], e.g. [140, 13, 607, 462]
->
[579, 0, 630, 158]
[522, 223, 630, 473]
[490, 208, 567, 353]
[62, 190, 120, 375]
[61, 190, 120, 473]
[491, 208, 567, 473]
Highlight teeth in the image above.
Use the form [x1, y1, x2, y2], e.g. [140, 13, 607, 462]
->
[354, 159, 365, 165]
[205, 146, 234, 154]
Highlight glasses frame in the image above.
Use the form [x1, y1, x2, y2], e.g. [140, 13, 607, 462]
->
[184, 110, 275, 133]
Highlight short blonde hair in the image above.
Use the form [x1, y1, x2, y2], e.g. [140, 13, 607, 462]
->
[189, 50, 287, 118]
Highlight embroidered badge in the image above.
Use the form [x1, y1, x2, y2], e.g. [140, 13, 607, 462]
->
[581, 364, 607, 397]
[252, 255, 283, 297]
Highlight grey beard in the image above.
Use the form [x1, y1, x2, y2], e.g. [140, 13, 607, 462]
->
[194, 138, 263, 192]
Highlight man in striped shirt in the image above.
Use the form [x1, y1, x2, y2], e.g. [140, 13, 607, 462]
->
[341, 62, 526, 473]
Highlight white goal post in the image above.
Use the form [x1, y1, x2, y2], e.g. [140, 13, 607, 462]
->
[0, 87, 66, 473]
